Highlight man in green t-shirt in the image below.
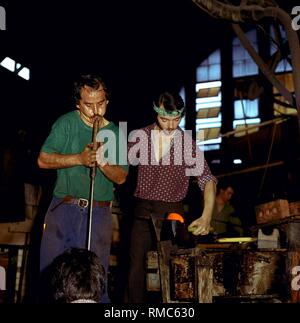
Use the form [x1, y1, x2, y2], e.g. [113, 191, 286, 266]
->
[37, 74, 128, 303]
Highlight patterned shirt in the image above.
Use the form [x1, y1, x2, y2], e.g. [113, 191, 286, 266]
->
[128, 123, 216, 202]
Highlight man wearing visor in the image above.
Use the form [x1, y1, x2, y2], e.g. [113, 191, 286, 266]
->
[126, 91, 216, 303]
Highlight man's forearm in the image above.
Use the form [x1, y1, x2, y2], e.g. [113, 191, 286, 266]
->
[38, 151, 81, 169]
[99, 164, 127, 185]
[202, 180, 216, 220]
[188, 180, 216, 235]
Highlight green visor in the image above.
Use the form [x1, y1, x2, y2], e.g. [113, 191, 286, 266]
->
[153, 104, 184, 117]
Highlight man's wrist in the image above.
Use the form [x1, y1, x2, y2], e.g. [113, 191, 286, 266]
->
[200, 212, 212, 221]
[98, 162, 109, 169]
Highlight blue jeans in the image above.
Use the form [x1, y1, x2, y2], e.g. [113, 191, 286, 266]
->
[40, 197, 112, 303]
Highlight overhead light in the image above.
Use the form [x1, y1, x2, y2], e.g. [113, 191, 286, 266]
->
[18, 67, 30, 80]
[233, 159, 242, 164]
[0, 56, 30, 80]
[0, 57, 15, 72]
[211, 159, 221, 164]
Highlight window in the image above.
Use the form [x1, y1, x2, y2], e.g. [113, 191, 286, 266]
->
[195, 81, 222, 151]
[234, 99, 259, 119]
[196, 49, 221, 82]
[270, 25, 294, 116]
[196, 49, 222, 150]
[275, 60, 292, 73]
[273, 73, 296, 117]
[233, 99, 260, 137]
[270, 25, 292, 73]
[194, 29, 266, 151]
[233, 30, 258, 77]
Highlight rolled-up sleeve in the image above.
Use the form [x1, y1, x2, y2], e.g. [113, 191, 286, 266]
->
[196, 158, 217, 191]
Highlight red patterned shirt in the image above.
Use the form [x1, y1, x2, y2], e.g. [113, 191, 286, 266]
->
[128, 123, 216, 202]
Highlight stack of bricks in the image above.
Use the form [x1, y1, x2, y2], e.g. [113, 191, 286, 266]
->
[289, 201, 300, 217]
[255, 199, 290, 224]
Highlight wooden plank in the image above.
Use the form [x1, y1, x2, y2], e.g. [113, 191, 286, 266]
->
[157, 241, 178, 303]
[171, 254, 196, 301]
[197, 266, 214, 303]
[286, 222, 300, 250]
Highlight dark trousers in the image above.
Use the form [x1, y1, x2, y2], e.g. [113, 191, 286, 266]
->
[127, 198, 184, 303]
[40, 197, 112, 303]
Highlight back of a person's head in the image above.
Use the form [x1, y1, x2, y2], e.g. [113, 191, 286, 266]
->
[51, 248, 105, 303]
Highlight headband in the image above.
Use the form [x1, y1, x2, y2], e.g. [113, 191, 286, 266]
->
[153, 104, 184, 117]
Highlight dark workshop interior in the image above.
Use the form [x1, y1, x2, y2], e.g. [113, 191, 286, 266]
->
[1, 0, 300, 305]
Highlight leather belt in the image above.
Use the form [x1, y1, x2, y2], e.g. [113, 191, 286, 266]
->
[63, 195, 111, 208]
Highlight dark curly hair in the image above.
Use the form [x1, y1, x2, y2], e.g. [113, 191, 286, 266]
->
[74, 74, 109, 104]
[51, 248, 105, 303]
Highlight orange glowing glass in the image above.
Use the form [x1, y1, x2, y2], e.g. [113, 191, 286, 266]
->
[166, 213, 185, 223]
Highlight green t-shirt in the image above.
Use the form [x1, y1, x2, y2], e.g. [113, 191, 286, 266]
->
[211, 202, 243, 237]
[41, 111, 128, 201]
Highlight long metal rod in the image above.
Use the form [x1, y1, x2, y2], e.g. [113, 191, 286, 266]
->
[216, 160, 284, 178]
[220, 116, 288, 138]
[87, 115, 100, 250]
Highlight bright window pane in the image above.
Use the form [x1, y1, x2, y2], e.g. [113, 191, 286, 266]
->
[208, 64, 221, 80]
[208, 49, 221, 64]
[233, 30, 258, 77]
[275, 59, 292, 73]
[197, 49, 221, 82]
[234, 99, 258, 119]
[196, 66, 208, 82]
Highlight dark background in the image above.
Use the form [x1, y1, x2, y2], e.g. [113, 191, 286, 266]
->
[1, 0, 300, 302]
[1, 0, 299, 181]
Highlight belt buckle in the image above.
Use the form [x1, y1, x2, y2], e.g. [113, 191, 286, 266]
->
[78, 198, 89, 208]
